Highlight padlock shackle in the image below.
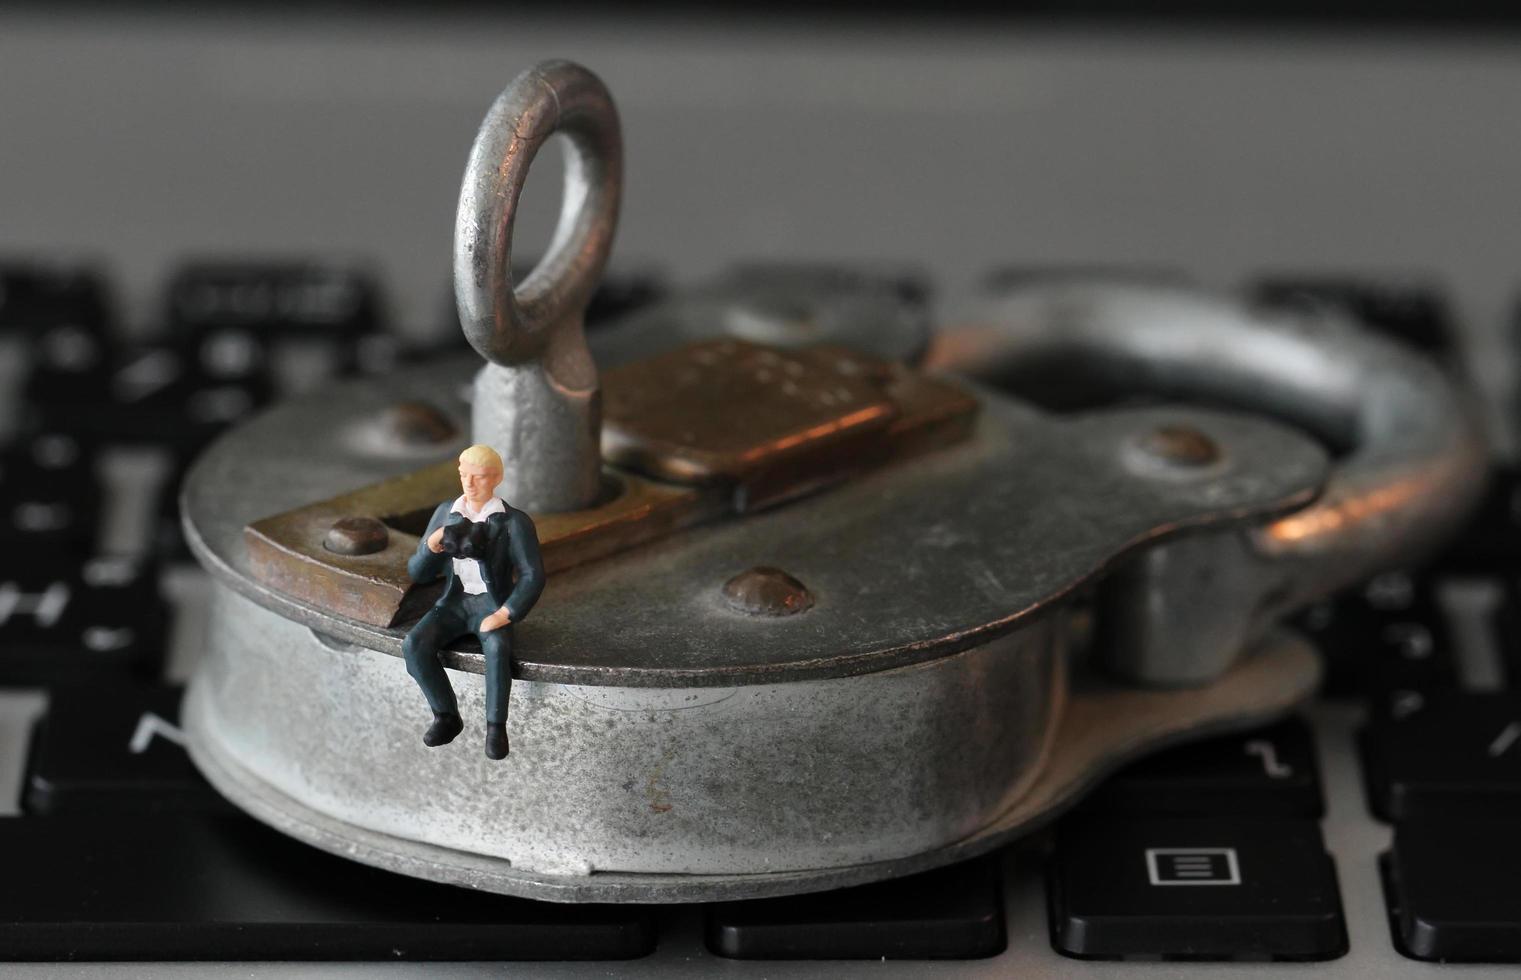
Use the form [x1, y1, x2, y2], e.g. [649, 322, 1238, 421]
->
[931, 281, 1487, 650]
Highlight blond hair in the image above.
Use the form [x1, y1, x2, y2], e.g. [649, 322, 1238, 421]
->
[458, 444, 503, 472]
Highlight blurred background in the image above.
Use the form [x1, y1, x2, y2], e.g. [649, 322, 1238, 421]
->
[4, 3, 1520, 350]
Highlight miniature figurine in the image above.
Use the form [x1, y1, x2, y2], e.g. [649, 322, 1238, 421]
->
[402, 444, 545, 759]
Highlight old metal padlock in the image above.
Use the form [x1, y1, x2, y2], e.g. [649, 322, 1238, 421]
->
[179, 61, 1486, 903]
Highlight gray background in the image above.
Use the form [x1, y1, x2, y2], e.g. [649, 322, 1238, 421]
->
[4, 9, 1520, 344]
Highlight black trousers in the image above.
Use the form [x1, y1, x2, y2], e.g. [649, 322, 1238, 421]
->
[401, 591, 513, 724]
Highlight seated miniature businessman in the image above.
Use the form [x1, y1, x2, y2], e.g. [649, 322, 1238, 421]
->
[402, 444, 544, 760]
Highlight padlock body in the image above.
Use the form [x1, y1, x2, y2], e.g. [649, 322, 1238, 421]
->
[186, 586, 1062, 884]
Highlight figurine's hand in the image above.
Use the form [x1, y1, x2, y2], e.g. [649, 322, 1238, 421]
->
[479, 608, 512, 633]
[427, 527, 446, 554]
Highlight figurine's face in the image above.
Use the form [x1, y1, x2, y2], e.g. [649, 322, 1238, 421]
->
[459, 461, 502, 508]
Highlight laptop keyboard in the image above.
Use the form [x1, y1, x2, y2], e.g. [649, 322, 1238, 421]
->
[1, 259, 1518, 970]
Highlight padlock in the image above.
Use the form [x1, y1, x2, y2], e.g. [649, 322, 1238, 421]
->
[179, 60, 1486, 903]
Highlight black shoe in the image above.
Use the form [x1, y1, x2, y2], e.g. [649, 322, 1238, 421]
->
[423, 712, 463, 747]
[485, 722, 509, 760]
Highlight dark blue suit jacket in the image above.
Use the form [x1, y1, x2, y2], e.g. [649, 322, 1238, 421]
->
[406, 499, 546, 622]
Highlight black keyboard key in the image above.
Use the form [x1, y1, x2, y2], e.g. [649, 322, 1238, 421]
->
[0, 263, 112, 335]
[27, 319, 114, 382]
[0, 486, 96, 554]
[0, 814, 654, 960]
[1, 430, 90, 476]
[1293, 570, 1456, 700]
[706, 857, 1003, 960]
[26, 684, 223, 813]
[1437, 466, 1521, 572]
[168, 262, 379, 340]
[0, 432, 99, 553]
[1492, 579, 1521, 688]
[192, 323, 270, 378]
[1082, 718, 1323, 817]
[1250, 275, 1457, 354]
[1382, 818, 1521, 962]
[29, 344, 272, 453]
[18, 318, 119, 419]
[1360, 691, 1521, 821]
[0, 557, 166, 686]
[168, 262, 383, 392]
[6, 266, 118, 420]
[1048, 816, 1346, 961]
[153, 475, 192, 562]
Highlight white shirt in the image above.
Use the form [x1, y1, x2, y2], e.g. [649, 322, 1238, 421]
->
[449, 494, 505, 595]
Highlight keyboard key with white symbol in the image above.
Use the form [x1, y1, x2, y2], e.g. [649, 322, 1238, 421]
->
[2, 263, 116, 395]
[1081, 717, 1323, 817]
[168, 262, 379, 340]
[1360, 692, 1521, 820]
[167, 262, 383, 392]
[26, 684, 225, 813]
[1485, 576, 1521, 687]
[20, 323, 115, 397]
[0, 432, 100, 554]
[26, 343, 273, 456]
[0, 558, 166, 685]
[1146, 848, 1242, 885]
[1293, 570, 1457, 700]
[1047, 816, 1347, 961]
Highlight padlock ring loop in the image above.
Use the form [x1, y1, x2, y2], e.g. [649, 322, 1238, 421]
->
[453, 60, 622, 368]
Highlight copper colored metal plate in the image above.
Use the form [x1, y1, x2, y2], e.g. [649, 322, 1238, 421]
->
[601, 340, 898, 485]
[602, 339, 979, 509]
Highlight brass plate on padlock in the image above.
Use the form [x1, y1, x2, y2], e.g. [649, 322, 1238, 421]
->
[244, 466, 722, 627]
[602, 339, 979, 509]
